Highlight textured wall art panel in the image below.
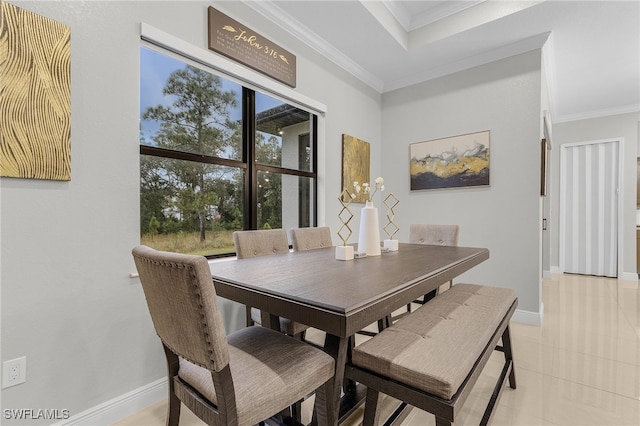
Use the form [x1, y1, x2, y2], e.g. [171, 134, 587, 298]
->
[341, 134, 370, 204]
[0, 1, 71, 180]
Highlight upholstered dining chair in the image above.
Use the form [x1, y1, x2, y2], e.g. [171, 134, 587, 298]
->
[290, 226, 333, 251]
[410, 223, 460, 247]
[386, 224, 461, 327]
[132, 245, 335, 426]
[289, 227, 334, 345]
[409, 223, 460, 303]
[233, 229, 309, 338]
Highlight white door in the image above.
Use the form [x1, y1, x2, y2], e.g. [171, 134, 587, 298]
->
[560, 139, 620, 277]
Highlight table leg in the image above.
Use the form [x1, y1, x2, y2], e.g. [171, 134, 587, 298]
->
[343, 336, 356, 394]
[261, 310, 280, 331]
[311, 333, 349, 425]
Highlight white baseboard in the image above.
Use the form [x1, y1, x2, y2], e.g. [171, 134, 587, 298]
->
[549, 266, 562, 274]
[513, 304, 543, 326]
[620, 271, 639, 281]
[549, 266, 638, 282]
[51, 378, 167, 426]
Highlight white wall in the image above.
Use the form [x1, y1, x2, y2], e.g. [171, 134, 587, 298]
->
[550, 113, 639, 278]
[0, 1, 381, 422]
[381, 50, 543, 316]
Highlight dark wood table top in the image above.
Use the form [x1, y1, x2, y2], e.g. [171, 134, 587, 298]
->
[211, 243, 489, 337]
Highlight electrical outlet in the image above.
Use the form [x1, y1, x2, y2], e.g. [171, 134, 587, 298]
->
[2, 357, 26, 388]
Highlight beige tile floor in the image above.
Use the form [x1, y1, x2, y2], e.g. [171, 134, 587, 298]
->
[115, 274, 640, 425]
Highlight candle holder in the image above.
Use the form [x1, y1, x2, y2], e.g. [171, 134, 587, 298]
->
[383, 193, 400, 251]
[336, 188, 355, 260]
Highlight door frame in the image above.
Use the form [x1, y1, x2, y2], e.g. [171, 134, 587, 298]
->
[559, 138, 624, 277]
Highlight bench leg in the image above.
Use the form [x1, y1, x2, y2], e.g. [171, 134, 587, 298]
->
[291, 399, 302, 422]
[435, 417, 452, 426]
[502, 325, 516, 389]
[377, 315, 392, 332]
[245, 306, 254, 327]
[422, 288, 438, 303]
[362, 387, 383, 426]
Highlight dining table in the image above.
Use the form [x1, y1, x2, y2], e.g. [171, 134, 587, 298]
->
[209, 242, 489, 425]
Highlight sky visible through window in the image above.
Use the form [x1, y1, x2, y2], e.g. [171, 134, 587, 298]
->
[140, 47, 284, 147]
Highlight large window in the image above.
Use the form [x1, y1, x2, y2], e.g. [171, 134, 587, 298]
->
[139, 47, 317, 256]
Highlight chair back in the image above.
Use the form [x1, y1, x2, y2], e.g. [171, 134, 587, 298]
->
[291, 226, 333, 251]
[409, 224, 459, 246]
[233, 228, 289, 259]
[132, 245, 229, 372]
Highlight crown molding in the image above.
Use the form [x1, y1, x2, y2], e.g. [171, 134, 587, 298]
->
[383, 32, 551, 93]
[553, 104, 640, 124]
[380, 0, 487, 33]
[245, 1, 553, 95]
[361, 0, 408, 49]
[244, 0, 384, 92]
[380, 0, 411, 31]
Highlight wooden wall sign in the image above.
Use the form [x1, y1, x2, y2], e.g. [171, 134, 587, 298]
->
[0, 2, 71, 181]
[207, 6, 296, 88]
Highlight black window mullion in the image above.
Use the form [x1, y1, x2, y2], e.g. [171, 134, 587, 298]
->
[243, 88, 258, 230]
[255, 164, 315, 178]
[312, 115, 318, 227]
[139, 145, 247, 169]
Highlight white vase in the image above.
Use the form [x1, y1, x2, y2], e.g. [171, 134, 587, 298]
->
[357, 201, 381, 256]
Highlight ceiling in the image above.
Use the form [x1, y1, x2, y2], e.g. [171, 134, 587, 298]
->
[245, 0, 639, 123]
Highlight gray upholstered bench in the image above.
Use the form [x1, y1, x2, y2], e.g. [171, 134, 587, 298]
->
[345, 284, 518, 426]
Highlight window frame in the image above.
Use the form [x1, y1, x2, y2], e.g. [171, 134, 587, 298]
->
[139, 33, 320, 257]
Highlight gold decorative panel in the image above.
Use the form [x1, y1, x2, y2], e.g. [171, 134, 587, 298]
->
[0, 2, 71, 180]
[341, 134, 370, 203]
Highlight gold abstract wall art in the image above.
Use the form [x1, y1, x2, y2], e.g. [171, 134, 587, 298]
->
[410, 130, 490, 190]
[341, 134, 370, 203]
[0, 2, 71, 180]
